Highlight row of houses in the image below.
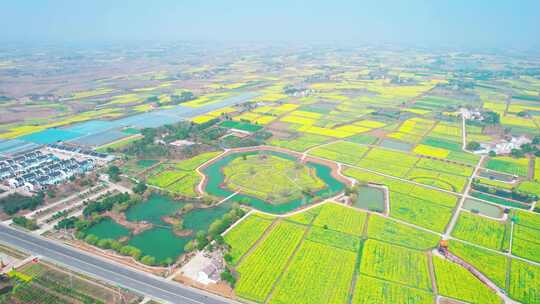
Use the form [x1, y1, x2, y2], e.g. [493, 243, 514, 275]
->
[0, 150, 53, 179]
[474, 135, 532, 155]
[0, 150, 96, 193]
[48, 143, 110, 160]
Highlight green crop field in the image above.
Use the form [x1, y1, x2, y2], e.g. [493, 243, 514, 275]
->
[448, 240, 508, 289]
[356, 147, 419, 178]
[308, 141, 369, 165]
[352, 275, 434, 304]
[268, 241, 356, 304]
[235, 221, 306, 302]
[312, 202, 367, 236]
[284, 205, 322, 225]
[220, 120, 263, 132]
[511, 224, 540, 263]
[223, 154, 325, 203]
[433, 256, 501, 304]
[147, 170, 189, 188]
[415, 158, 473, 177]
[269, 134, 331, 152]
[359, 240, 432, 290]
[306, 226, 361, 252]
[406, 167, 467, 192]
[165, 173, 199, 196]
[517, 181, 540, 196]
[485, 157, 529, 177]
[451, 211, 507, 251]
[26, 44, 540, 304]
[509, 259, 540, 304]
[390, 192, 454, 233]
[145, 151, 221, 196]
[174, 151, 222, 170]
[224, 214, 274, 265]
[421, 137, 462, 152]
[366, 215, 440, 250]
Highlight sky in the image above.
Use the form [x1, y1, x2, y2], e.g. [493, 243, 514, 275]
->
[1, 0, 539, 49]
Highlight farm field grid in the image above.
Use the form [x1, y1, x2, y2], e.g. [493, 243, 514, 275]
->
[1, 43, 540, 304]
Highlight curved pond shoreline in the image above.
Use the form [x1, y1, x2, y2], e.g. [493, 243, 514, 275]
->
[199, 147, 350, 214]
[85, 194, 235, 263]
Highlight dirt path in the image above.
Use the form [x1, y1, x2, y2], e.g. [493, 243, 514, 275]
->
[434, 249, 519, 304]
[443, 155, 485, 239]
[460, 113, 469, 152]
[234, 218, 280, 266]
[528, 156, 535, 180]
[427, 251, 438, 295]
[263, 217, 314, 304]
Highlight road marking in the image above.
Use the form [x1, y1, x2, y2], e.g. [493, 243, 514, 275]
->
[0, 228, 234, 304]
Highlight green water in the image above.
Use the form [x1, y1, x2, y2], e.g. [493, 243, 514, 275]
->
[123, 194, 233, 262]
[202, 150, 345, 214]
[463, 198, 503, 218]
[353, 186, 385, 212]
[136, 159, 159, 168]
[125, 194, 183, 224]
[84, 218, 130, 240]
[128, 227, 191, 262]
[379, 139, 413, 151]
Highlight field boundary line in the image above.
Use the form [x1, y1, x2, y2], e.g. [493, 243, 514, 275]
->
[234, 218, 280, 267]
[347, 238, 365, 304]
[262, 219, 313, 304]
[426, 251, 438, 295]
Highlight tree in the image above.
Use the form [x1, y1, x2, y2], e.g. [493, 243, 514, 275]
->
[146, 96, 159, 103]
[120, 245, 141, 260]
[107, 165, 121, 182]
[483, 111, 500, 124]
[140, 255, 157, 266]
[488, 151, 497, 157]
[517, 111, 529, 117]
[184, 240, 196, 252]
[133, 182, 147, 194]
[532, 135, 540, 145]
[220, 268, 236, 286]
[12, 216, 39, 230]
[195, 231, 209, 250]
[97, 239, 113, 249]
[466, 141, 481, 151]
[521, 143, 536, 154]
[85, 234, 98, 245]
[511, 148, 525, 158]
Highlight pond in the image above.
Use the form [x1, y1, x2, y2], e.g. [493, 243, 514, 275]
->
[84, 194, 236, 263]
[463, 198, 503, 218]
[202, 150, 345, 214]
[125, 194, 233, 263]
[478, 170, 515, 182]
[379, 139, 413, 152]
[353, 185, 385, 213]
[136, 159, 159, 168]
[84, 218, 130, 240]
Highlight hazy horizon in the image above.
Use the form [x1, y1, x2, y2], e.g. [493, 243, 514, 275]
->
[2, 0, 539, 50]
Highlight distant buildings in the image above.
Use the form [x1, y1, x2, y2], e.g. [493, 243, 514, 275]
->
[0, 144, 111, 193]
[460, 108, 484, 121]
[474, 136, 532, 155]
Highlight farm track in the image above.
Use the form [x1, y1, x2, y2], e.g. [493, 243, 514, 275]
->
[527, 156, 535, 180]
[426, 252, 438, 295]
[443, 155, 486, 239]
[262, 220, 313, 304]
[234, 218, 280, 267]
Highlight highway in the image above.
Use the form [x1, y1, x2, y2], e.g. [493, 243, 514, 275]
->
[0, 224, 234, 304]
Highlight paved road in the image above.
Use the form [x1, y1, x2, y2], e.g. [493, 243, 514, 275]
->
[0, 224, 234, 304]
